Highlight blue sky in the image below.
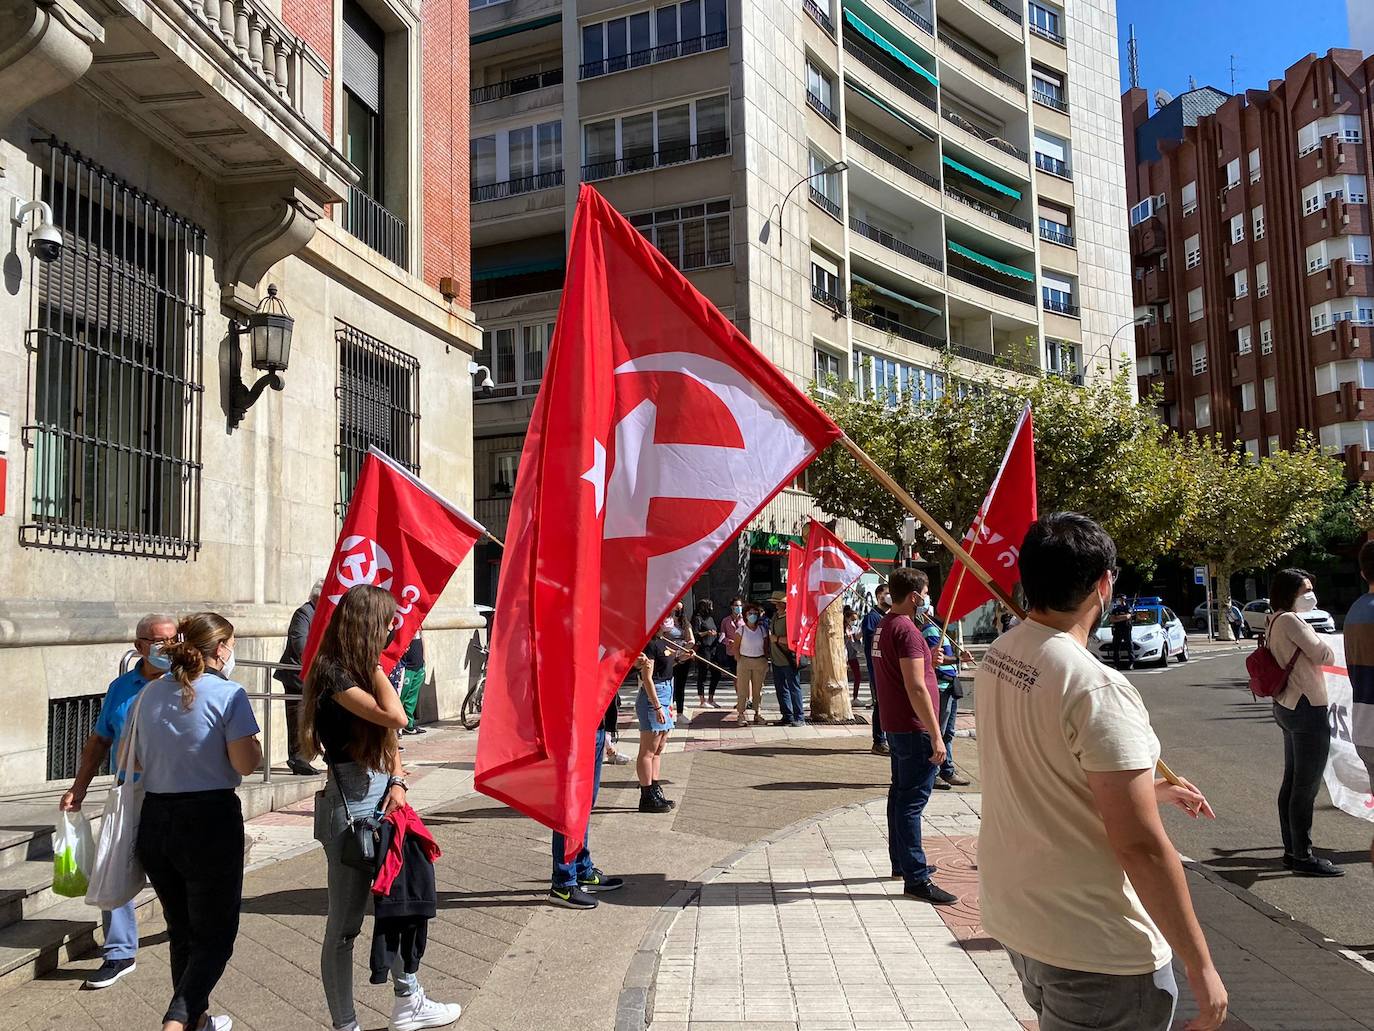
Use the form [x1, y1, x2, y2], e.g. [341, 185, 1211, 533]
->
[1116, 0, 1350, 102]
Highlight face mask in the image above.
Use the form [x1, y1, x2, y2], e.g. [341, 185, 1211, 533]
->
[733, 605, 742, 615]
[661, 619, 676, 635]
[1294, 591, 1318, 613]
[746, 613, 759, 625]
[916, 596, 932, 613]
[147, 644, 172, 672]
[219, 646, 236, 678]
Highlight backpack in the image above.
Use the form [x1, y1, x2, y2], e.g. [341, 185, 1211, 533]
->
[1245, 613, 1300, 699]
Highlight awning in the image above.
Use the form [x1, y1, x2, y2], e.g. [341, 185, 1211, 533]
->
[852, 274, 943, 318]
[947, 241, 1035, 282]
[472, 258, 564, 281]
[844, 77, 937, 140]
[471, 13, 560, 45]
[942, 156, 1021, 201]
[847, 541, 898, 565]
[843, 9, 939, 89]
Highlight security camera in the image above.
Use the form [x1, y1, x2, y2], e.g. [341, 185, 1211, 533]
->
[467, 361, 495, 394]
[11, 199, 63, 264]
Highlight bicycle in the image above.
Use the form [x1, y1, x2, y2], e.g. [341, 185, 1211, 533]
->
[460, 645, 489, 730]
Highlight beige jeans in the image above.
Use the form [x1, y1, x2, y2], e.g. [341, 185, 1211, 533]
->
[735, 655, 768, 718]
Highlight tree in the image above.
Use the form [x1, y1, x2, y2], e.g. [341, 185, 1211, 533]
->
[1172, 434, 1343, 640]
[808, 601, 853, 722]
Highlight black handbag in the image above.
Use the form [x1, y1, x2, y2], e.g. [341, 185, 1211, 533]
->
[326, 757, 386, 875]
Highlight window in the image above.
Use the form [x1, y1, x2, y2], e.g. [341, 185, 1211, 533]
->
[1188, 287, 1204, 322]
[1224, 158, 1240, 189]
[1256, 261, 1269, 297]
[1307, 241, 1328, 274]
[337, 324, 421, 519]
[1237, 325, 1253, 355]
[1032, 67, 1066, 109]
[1248, 147, 1261, 182]
[1185, 233, 1200, 269]
[1268, 434, 1281, 455]
[806, 60, 837, 122]
[1261, 319, 1273, 353]
[1181, 180, 1197, 215]
[629, 199, 731, 270]
[1194, 394, 1212, 428]
[811, 251, 843, 308]
[1129, 197, 1157, 226]
[492, 451, 520, 495]
[1240, 382, 1256, 411]
[1230, 213, 1244, 244]
[24, 140, 206, 558]
[1034, 130, 1070, 177]
[580, 0, 727, 78]
[1252, 206, 1264, 240]
[1298, 113, 1363, 156]
[1038, 201, 1073, 246]
[814, 346, 843, 395]
[477, 319, 554, 399]
[1046, 338, 1081, 376]
[852, 349, 945, 405]
[1233, 269, 1248, 298]
[809, 150, 841, 217]
[582, 94, 729, 179]
[1191, 341, 1208, 375]
[1041, 271, 1074, 314]
[470, 136, 497, 188]
[1028, 1, 1063, 42]
[1245, 439, 1260, 462]
[1303, 183, 1323, 215]
[1264, 376, 1277, 413]
[343, 0, 385, 201]
[471, 121, 563, 198]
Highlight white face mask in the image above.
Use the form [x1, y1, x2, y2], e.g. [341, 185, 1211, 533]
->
[1294, 591, 1318, 613]
[146, 644, 172, 672]
[219, 646, 236, 677]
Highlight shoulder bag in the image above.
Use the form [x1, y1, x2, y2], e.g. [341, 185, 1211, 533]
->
[86, 687, 150, 910]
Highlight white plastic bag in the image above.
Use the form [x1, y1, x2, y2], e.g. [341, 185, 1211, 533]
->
[85, 692, 148, 910]
[51, 811, 95, 898]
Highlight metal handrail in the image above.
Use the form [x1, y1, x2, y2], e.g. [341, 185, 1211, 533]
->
[807, 89, 840, 126]
[1029, 22, 1065, 45]
[983, 0, 1023, 25]
[943, 184, 1031, 231]
[579, 30, 728, 79]
[581, 137, 730, 181]
[1035, 152, 1072, 179]
[343, 186, 408, 268]
[802, 0, 836, 36]
[470, 68, 562, 105]
[809, 185, 843, 221]
[849, 216, 944, 270]
[947, 262, 1036, 303]
[1043, 295, 1080, 317]
[1032, 88, 1069, 113]
[937, 31, 1024, 91]
[1039, 222, 1075, 246]
[843, 40, 937, 110]
[471, 168, 564, 202]
[881, 0, 933, 35]
[941, 107, 1028, 161]
[846, 125, 940, 188]
[812, 283, 847, 311]
[852, 304, 946, 349]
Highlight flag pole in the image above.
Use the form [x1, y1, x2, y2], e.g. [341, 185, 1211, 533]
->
[484, 531, 506, 549]
[836, 434, 1182, 787]
[660, 638, 737, 680]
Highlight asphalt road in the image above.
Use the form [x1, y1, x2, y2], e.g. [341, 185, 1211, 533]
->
[1124, 641, 1374, 960]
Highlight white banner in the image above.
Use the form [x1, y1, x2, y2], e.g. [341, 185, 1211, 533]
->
[1321, 638, 1374, 823]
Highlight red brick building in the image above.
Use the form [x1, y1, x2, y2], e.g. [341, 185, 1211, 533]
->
[1123, 49, 1374, 480]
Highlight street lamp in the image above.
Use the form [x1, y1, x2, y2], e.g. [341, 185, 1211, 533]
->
[1084, 313, 1154, 378]
[761, 160, 849, 250]
[228, 284, 294, 429]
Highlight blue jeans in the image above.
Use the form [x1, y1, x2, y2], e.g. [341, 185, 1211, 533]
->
[772, 664, 804, 723]
[865, 655, 886, 745]
[938, 687, 958, 779]
[102, 898, 139, 961]
[552, 728, 606, 888]
[886, 731, 939, 887]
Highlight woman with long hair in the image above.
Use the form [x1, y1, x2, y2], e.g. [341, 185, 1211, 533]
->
[667, 600, 695, 719]
[299, 585, 462, 1030]
[1265, 568, 1343, 878]
[636, 613, 690, 813]
[133, 613, 262, 1031]
[690, 599, 721, 707]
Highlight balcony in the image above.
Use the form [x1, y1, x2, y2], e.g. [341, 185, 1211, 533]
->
[1343, 444, 1374, 482]
[579, 31, 728, 79]
[1130, 214, 1166, 256]
[947, 263, 1035, 306]
[1309, 257, 1374, 303]
[803, 0, 837, 37]
[1039, 221, 1075, 247]
[471, 68, 563, 105]
[941, 107, 1028, 162]
[812, 282, 848, 314]
[1032, 88, 1068, 113]
[846, 126, 941, 193]
[1042, 295, 1079, 318]
[1029, 20, 1065, 46]
[1315, 319, 1373, 360]
[851, 304, 946, 349]
[1142, 371, 1178, 404]
[1320, 382, 1374, 423]
[474, 497, 513, 538]
[342, 187, 409, 269]
[880, 0, 934, 37]
[472, 169, 564, 203]
[581, 137, 729, 181]
[1035, 152, 1072, 180]
[944, 184, 1031, 233]
[809, 185, 843, 222]
[1137, 317, 1170, 355]
[949, 340, 1039, 374]
[849, 216, 944, 271]
[843, 40, 937, 112]
[807, 89, 840, 127]
[981, 0, 1022, 25]
[937, 31, 1025, 94]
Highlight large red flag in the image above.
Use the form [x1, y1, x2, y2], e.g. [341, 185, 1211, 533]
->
[937, 404, 1037, 625]
[785, 542, 805, 651]
[795, 520, 870, 657]
[476, 185, 841, 853]
[301, 448, 485, 675]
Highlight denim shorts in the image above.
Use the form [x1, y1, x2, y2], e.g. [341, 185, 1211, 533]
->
[636, 679, 676, 732]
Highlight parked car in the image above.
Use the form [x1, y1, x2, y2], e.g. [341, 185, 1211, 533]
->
[1191, 601, 1249, 638]
[1091, 598, 1189, 668]
[1241, 599, 1336, 636]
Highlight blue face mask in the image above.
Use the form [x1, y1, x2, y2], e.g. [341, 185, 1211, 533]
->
[147, 644, 172, 672]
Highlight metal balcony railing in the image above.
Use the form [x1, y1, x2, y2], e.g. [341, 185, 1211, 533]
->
[1035, 152, 1073, 179]
[944, 185, 1031, 232]
[852, 305, 946, 349]
[807, 89, 840, 126]
[802, 0, 837, 36]
[579, 30, 728, 79]
[947, 263, 1035, 304]
[470, 68, 563, 105]
[941, 107, 1028, 161]
[1029, 22, 1066, 45]
[846, 126, 940, 188]
[342, 186, 407, 268]
[809, 186, 843, 221]
[1038, 222, 1075, 247]
[983, 0, 1023, 25]
[1032, 88, 1069, 113]
[937, 31, 1025, 91]
[471, 168, 564, 202]
[812, 283, 847, 311]
[848, 216, 944, 270]
[881, 0, 933, 35]
[843, 40, 937, 110]
[581, 137, 730, 181]
[1042, 295, 1080, 317]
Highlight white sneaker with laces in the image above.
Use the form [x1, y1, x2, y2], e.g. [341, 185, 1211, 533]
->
[200, 1017, 233, 1031]
[390, 987, 461, 1030]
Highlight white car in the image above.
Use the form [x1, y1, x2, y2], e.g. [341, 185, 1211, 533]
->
[1241, 599, 1336, 635]
[1090, 600, 1189, 668]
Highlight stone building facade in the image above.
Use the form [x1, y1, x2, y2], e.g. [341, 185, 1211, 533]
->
[0, 0, 482, 785]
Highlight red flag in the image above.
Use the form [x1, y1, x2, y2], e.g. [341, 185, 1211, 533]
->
[937, 404, 1037, 625]
[785, 542, 805, 651]
[301, 448, 485, 675]
[795, 520, 870, 657]
[476, 185, 841, 854]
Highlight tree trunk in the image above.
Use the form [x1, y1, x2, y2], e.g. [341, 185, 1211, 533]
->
[1215, 563, 1235, 642]
[809, 599, 853, 722]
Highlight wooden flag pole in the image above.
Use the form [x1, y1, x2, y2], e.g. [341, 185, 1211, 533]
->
[661, 638, 738, 681]
[484, 531, 506, 549]
[836, 433, 1184, 788]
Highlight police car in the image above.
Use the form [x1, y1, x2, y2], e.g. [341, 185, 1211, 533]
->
[1090, 597, 1189, 668]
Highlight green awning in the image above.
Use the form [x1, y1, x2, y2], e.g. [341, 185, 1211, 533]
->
[947, 241, 1035, 282]
[853, 275, 943, 318]
[473, 258, 564, 281]
[843, 9, 939, 89]
[844, 77, 937, 140]
[848, 542, 899, 565]
[471, 13, 560, 45]
[942, 156, 1021, 201]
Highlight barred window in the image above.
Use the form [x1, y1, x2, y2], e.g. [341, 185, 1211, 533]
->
[336, 323, 420, 517]
[629, 199, 731, 271]
[23, 138, 205, 559]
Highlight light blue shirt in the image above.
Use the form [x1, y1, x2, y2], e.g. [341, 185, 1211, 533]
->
[94, 666, 153, 762]
[133, 672, 260, 793]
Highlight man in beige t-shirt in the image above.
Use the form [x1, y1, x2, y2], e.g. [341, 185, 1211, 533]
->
[977, 513, 1228, 1031]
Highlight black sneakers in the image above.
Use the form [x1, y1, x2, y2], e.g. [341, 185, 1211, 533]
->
[547, 885, 598, 909]
[904, 880, 958, 906]
[85, 957, 136, 989]
[1289, 855, 1344, 877]
[579, 868, 625, 893]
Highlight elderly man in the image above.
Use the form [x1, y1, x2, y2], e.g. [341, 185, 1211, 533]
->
[60, 611, 178, 990]
[276, 579, 323, 775]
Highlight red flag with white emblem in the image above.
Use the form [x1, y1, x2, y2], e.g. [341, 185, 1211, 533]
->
[937, 403, 1037, 625]
[301, 447, 485, 676]
[476, 185, 841, 853]
[795, 520, 870, 657]
[785, 542, 806, 651]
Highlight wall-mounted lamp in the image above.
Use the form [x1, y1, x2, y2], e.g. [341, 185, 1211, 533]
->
[228, 284, 294, 428]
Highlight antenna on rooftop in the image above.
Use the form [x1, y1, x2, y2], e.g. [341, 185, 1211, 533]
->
[1188, 74, 1197, 90]
[1127, 24, 1140, 89]
[1230, 54, 1238, 93]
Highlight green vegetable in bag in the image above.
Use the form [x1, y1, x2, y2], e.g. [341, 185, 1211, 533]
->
[52, 811, 95, 898]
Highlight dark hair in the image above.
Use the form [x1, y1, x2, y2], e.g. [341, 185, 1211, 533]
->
[695, 599, 713, 616]
[1019, 513, 1117, 613]
[744, 601, 763, 617]
[888, 568, 929, 604]
[843, 604, 855, 619]
[1360, 541, 1374, 584]
[1270, 568, 1313, 612]
[165, 612, 234, 709]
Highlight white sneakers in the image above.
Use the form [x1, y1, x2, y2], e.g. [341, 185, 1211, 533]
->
[389, 987, 462, 1030]
[201, 1018, 232, 1031]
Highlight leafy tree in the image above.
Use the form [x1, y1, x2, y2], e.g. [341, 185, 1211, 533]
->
[1172, 434, 1344, 640]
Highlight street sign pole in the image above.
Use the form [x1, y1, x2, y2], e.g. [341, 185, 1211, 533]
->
[1205, 566, 1214, 641]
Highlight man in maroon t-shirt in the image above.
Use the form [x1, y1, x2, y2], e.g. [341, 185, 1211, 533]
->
[872, 567, 956, 905]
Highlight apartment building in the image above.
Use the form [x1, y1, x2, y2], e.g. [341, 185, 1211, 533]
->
[0, 0, 482, 783]
[1123, 50, 1374, 479]
[469, 0, 1134, 602]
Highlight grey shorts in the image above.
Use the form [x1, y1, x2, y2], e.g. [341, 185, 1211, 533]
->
[1006, 949, 1178, 1031]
